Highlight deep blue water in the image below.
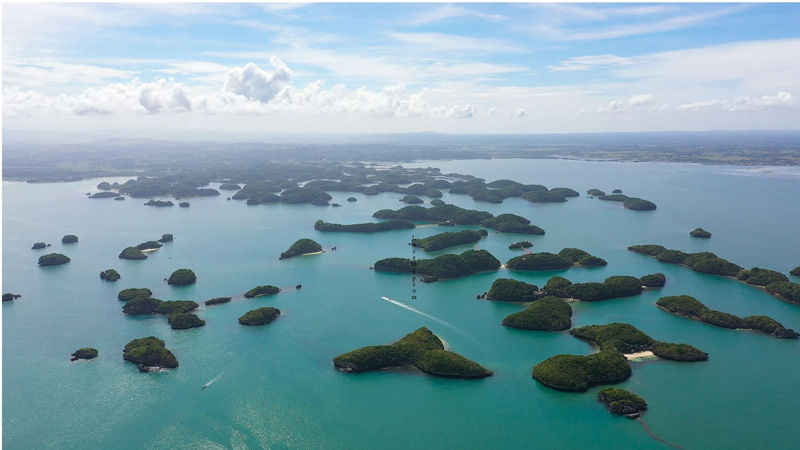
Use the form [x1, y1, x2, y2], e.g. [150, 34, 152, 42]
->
[3, 159, 799, 450]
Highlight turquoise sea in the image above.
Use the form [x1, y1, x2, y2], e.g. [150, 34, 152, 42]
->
[3, 159, 800, 450]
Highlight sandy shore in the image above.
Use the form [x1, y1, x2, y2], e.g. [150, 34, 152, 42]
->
[624, 351, 656, 361]
[141, 248, 159, 253]
[302, 250, 326, 256]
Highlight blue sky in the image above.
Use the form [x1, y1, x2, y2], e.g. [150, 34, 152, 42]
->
[3, 2, 800, 137]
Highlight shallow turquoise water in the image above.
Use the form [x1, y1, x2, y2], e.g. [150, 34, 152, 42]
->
[3, 159, 799, 450]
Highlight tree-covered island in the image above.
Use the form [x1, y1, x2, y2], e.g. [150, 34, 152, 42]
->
[71, 348, 99, 361]
[502, 297, 572, 331]
[411, 230, 482, 251]
[168, 313, 206, 330]
[279, 239, 323, 259]
[158, 234, 174, 243]
[333, 327, 492, 378]
[315, 219, 415, 232]
[119, 247, 147, 260]
[373, 204, 544, 234]
[508, 241, 533, 249]
[656, 295, 798, 338]
[3, 293, 22, 302]
[144, 199, 174, 207]
[122, 298, 199, 315]
[486, 278, 539, 302]
[61, 235, 78, 244]
[38, 253, 70, 266]
[100, 269, 121, 281]
[374, 249, 501, 281]
[238, 307, 281, 326]
[117, 288, 152, 301]
[505, 252, 573, 271]
[205, 297, 232, 306]
[123, 337, 178, 371]
[31, 242, 50, 249]
[244, 285, 280, 298]
[167, 269, 197, 285]
[690, 228, 712, 238]
[598, 388, 647, 419]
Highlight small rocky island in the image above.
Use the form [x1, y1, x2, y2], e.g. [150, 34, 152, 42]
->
[31, 242, 50, 250]
[508, 241, 533, 249]
[374, 249, 501, 281]
[117, 288, 152, 301]
[168, 312, 206, 330]
[205, 297, 232, 306]
[502, 297, 572, 331]
[3, 293, 22, 302]
[89, 192, 119, 199]
[244, 285, 280, 298]
[239, 307, 281, 326]
[640, 273, 666, 287]
[598, 388, 647, 419]
[656, 295, 798, 338]
[61, 235, 78, 244]
[137, 241, 162, 251]
[123, 337, 178, 371]
[119, 246, 147, 260]
[690, 228, 712, 238]
[179, 202, 190, 207]
[791, 266, 800, 276]
[158, 233, 174, 243]
[486, 278, 539, 302]
[38, 253, 70, 266]
[123, 297, 198, 315]
[314, 219, 415, 232]
[545, 275, 647, 301]
[100, 269, 121, 281]
[411, 230, 483, 251]
[279, 239, 323, 259]
[333, 327, 492, 379]
[144, 199, 174, 207]
[167, 269, 197, 285]
[557, 248, 608, 267]
[71, 348, 98, 361]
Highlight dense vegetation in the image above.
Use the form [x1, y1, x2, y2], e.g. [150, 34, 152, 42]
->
[505, 252, 573, 271]
[764, 281, 800, 303]
[690, 228, 712, 238]
[374, 250, 501, 280]
[122, 337, 178, 369]
[629, 245, 743, 276]
[122, 297, 199, 315]
[3, 293, 22, 302]
[244, 285, 280, 298]
[119, 246, 147, 260]
[412, 230, 482, 251]
[314, 219, 415, 232]
[137, 241, 162, 251]
[570, 323, 708, 361]
[168, 269, 197, 285]
[598, 194, 657, 210]
[502, 297, 572, 331]
[38, 253, 70, 266]
[70, 348, 99, 361]
[280, 238, 323, 259]
[218, 183, 241, 190]
[640, 273, 666, 287]
[179, 202, 190, 207]
[100, 269, 121, 281]
[598, 388, 647, 417]
[333, 327, 492, 378]
[144, 200, 174, 207]
[205, 297, 232, 306]
[487, 278, 539, 302]
[401, 195, 424, 204]
[557, 276, 643, 301]
[158, 233, 173, 242]
[117, 288, 152, 301]
[791, 266, 800, 276]
[557, 248, 607, 266]
[168, 313, 206, 330]
[31, 242, 49, 249]
[587, 189, 605, 196]
[532, 350, 631, 391]
[89, 192, 119, 199]
[656, 295, 798, 338]
[508, 241, 532, 249]
[373, 204, 544, 234]
[736, 268, 789, 286]
[61, 235, 78, 244]
[238, 307, 281, 326]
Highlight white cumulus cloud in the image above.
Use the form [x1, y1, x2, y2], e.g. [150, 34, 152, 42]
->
[222, 57, 292, 102]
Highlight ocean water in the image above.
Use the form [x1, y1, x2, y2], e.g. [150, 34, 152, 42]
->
[3, 159, 799, 450]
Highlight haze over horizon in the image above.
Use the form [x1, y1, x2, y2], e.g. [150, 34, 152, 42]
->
[3, 3, 800, 139]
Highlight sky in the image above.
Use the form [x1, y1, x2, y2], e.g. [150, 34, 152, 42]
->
[2, 2, 800, 139]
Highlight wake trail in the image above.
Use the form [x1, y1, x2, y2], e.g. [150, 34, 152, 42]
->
[380, 296, 482, 348]
[638, 418, 686, 450]
[202, 371, 224, 390]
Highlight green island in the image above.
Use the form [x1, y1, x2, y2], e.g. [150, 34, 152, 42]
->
[347, 197, 357, 202]
[333, 327, 492, 379]
[158, 233, 173, 243]
[244, 285, 280, 298]
[640, 273, 666, 287]
[3, 293, 22, 302]
[374, 249, 501, 281]
[505, 252, 573, 271]
[532, 350, 631, 391]
[629, 244, 800, 303]
[89, 192, 119, 199]
[61, 235, 78, 244]
[557, 248, 608, 266]
[31, 242, 50, 249]
[373, 204, 544, 234]
[168, 312, 206, 330]
[179, 202, 190, 207]
[167, 269, 197, 286]
[144, 199, 174, 207]
[279, 239, 323, 259]
[430, 199, 445, 206]
[502, 297, 572, 331]
[123, 337, 178, 371]
[238, 307, 281, 326]
[599, 194, 657, 210]
[486, 278, 539, 302]
[314, 219, 415, 232]
[119, 246, 147, 260]
[411, 230, 482, 251]
[137, 241, 162, 251]
[544, 275, 647, 301]
[587, 189, 605, 197]
[791, 266, 800, 276]
[690, 228, 712, 238]
[508, 241, 532, 249]
[70, 348, 98, 361]
[205, 297, 232, 306]
[218, 183, 241, 190]
[38, 253, 70, 266]
[570, 323, 708, 361]
[522, 190, 568, 203]
[123, 297, 199, 315]
[401, 195, 424, 204]
[117, 288, 152, 301]
[656, 295, 798, 338]
[598, 388, 648, 418]
[100, 269, 121, 281]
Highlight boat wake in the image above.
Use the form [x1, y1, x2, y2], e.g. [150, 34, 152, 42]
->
[379, 296, 480, 347]
[202, 371, 224, 390]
